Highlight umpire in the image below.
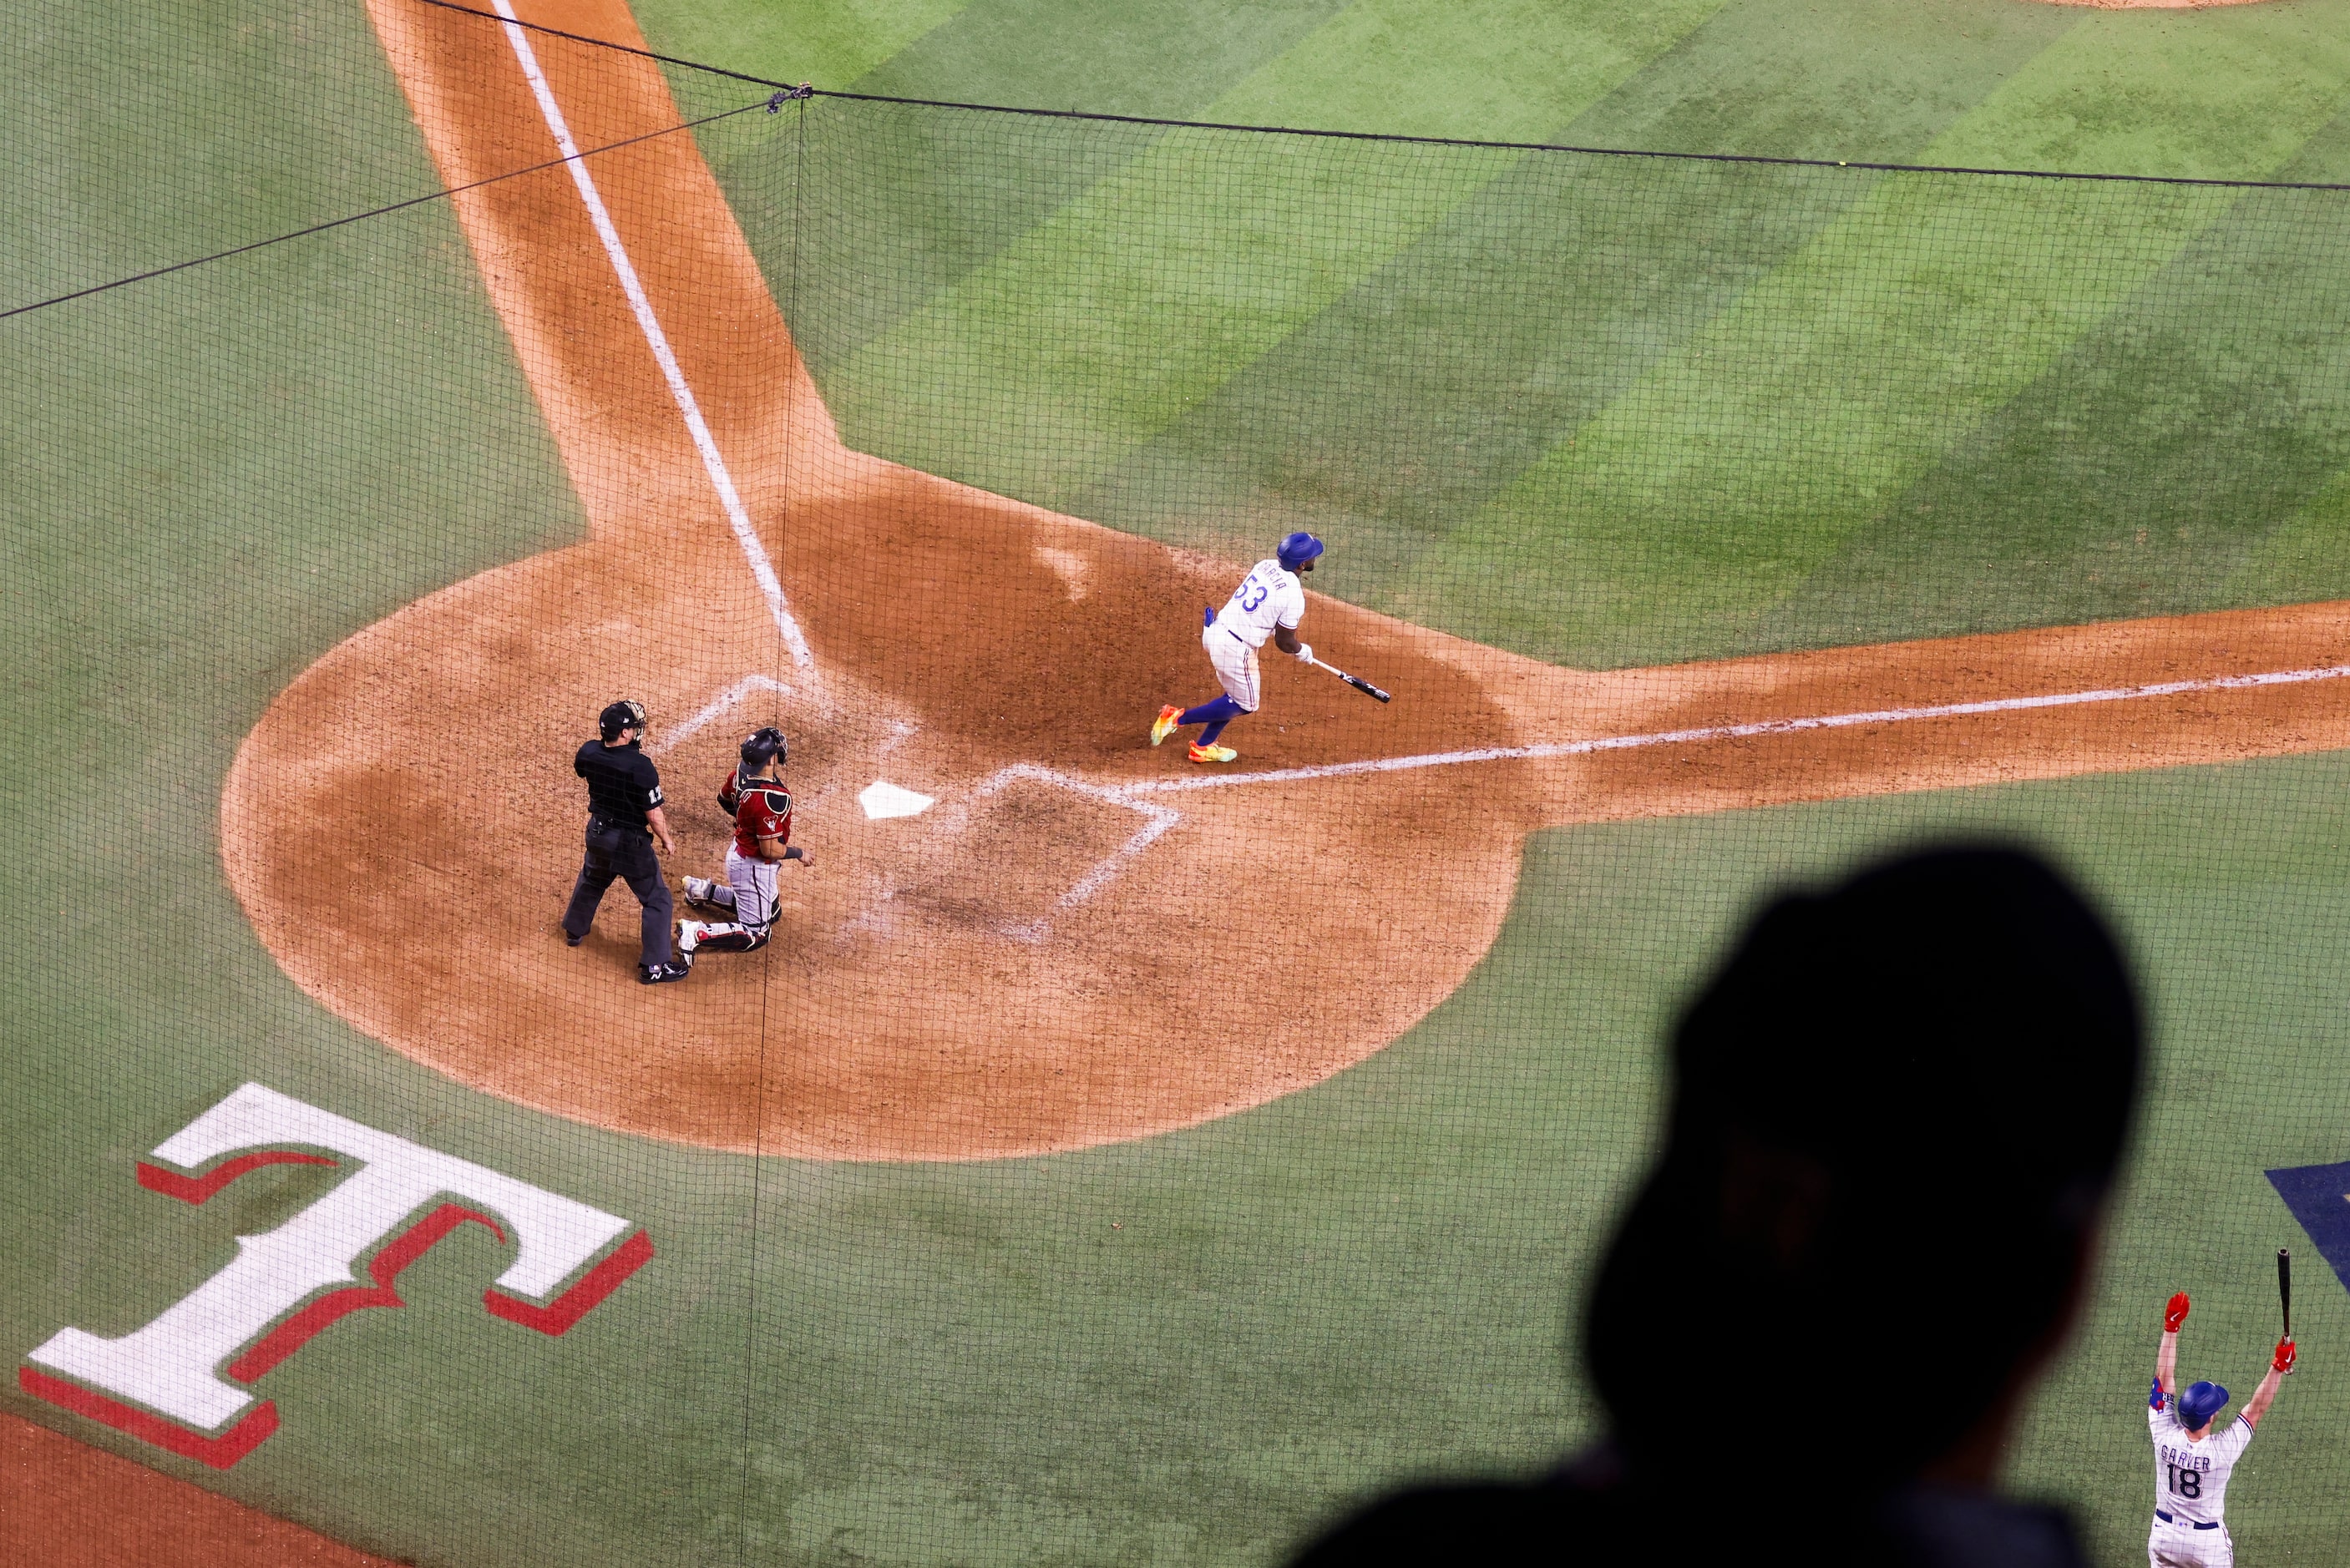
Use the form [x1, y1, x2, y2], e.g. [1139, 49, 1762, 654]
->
[560, 700, 691, 984]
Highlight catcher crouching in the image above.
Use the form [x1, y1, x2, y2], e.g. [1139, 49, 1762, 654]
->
[677, 726, 810, 963]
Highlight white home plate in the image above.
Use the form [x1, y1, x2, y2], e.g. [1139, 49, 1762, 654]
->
[858, 780, 935, 820]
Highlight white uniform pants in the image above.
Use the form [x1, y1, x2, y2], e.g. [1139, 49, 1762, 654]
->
[692, 846, 779, 951]
[1204, 622, 1261, 712]
[2148, 1515, 2232, 1568]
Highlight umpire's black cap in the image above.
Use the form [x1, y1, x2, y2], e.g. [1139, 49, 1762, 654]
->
[599, 699, 647, 741]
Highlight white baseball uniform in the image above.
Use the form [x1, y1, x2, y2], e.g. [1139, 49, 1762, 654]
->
[2148, 1398, 2251, 1567]
[1203, 559, 1305, 713]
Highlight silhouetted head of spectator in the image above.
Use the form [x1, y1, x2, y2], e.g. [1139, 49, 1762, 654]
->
[1585, 844, 2141, 1495]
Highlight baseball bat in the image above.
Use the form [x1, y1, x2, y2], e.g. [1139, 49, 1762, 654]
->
[2279, 1247, 2292, 1340]
[1309, 655, 1391, 704]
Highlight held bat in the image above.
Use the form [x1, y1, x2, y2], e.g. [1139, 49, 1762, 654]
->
[1309, 655, 1391, 704]
[2280, 1247, 2292, 1341]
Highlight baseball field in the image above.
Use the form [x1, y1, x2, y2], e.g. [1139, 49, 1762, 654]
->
[10, 0, 2350, 1562]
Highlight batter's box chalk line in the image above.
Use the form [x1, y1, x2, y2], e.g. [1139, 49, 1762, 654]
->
[651, 675, 800, 757]
[966, 766, 1183, 942]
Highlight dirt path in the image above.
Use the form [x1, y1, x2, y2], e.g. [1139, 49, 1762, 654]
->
[1, 1411, 396, 1566]
[219, 0, 2350, 1161]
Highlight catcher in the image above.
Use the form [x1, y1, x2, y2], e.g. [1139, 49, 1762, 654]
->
[677, 726, 810, 962]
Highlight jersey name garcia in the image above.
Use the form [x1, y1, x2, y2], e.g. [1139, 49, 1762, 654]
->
[718, 767, 793, 860]
[1212, 559, 1304, 649]
[2149, 1401, 2252, 1525]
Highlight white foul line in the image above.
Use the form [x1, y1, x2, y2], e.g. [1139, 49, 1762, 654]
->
[1121, 660, 2350, 796]
[489, 1, 815, 673]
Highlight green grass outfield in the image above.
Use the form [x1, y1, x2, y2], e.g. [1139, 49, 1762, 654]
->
[6, 1, 2350, 1564]
[673, 0, 2350, 668]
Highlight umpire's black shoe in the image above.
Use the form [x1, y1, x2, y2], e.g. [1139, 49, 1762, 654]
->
[638, 959, 691, 984]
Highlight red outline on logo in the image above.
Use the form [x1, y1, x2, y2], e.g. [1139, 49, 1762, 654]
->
[18, 1366, 280, 1471]
[28, 1153, 652, 1468]
[137, 1151, 337, 1204]
[224, 1202, 507, 1383]
[484, 1228, 655, 1335]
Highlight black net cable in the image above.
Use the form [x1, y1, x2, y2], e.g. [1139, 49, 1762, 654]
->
[413, 0, 2350, 194]
[0, 91, 782, 323]
[23, 0, 2350, 331]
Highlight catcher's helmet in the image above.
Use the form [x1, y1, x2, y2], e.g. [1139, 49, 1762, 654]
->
[742, 726, 787, 770]
[2179, 1380, 2230, 1431]
[1277, 531, 1325, 572]
[599, 699, 647, 741]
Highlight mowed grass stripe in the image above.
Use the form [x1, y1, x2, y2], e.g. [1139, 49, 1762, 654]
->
[2212, 99, 2350, 612]
[1065, 0, 2071, 610]
[640, 0, 971, 95]
[817, 0, 1731, 504]
[711, 0, 1365, 387]
[1427, 8, 2350, 668]
[1766, 184, 2350, 646]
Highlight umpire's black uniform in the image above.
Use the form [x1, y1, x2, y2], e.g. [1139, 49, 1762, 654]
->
[560, 700, 684, 981]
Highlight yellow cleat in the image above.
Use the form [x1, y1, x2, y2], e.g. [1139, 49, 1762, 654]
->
[1188, 742, 1238, 764]
[1151, 703, 1183, 746]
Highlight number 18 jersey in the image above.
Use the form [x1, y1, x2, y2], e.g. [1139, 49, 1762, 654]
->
[2150, 1398, 2251, 1525]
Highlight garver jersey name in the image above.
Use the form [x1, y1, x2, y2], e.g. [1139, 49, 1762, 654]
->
[2149, 1400, 2252, 1525]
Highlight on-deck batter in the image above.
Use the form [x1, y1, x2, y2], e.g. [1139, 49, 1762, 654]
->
[2145, 1289, 2295, 1567]
[677, 726, 809, 961]
[1152, 531, 1324, 764]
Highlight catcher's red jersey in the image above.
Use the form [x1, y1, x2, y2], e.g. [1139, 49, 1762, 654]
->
[717, 767, 793, 859]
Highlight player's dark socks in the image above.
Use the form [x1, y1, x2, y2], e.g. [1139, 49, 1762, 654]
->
[1180, 695, 1244, 726]
[1198, 718, 1232, 746]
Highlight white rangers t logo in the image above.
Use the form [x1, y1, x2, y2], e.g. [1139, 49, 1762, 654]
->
[19, 1083, 651, 1467]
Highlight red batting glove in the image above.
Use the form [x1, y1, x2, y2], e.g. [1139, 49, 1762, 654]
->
[2164, 1292, 2191, 1333]
[2274, 1338, 2297, 1374]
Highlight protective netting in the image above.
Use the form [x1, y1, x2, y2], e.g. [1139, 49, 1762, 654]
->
[7, 3, 2350, 1565]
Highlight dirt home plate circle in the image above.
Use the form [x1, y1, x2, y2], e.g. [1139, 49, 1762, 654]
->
[220, 0, 2350, 1162]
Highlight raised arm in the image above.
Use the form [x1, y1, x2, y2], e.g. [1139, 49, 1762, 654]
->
[2157, 1292, 2189, 1395]
[2244, 1339, 2297, 1429]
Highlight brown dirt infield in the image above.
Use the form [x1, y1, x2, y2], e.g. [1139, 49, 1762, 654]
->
[2, 1410, 398, 1566]
[213, 0, 2350, 1164]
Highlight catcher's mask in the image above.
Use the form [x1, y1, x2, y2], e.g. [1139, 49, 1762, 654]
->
[742, 726, 787, 771]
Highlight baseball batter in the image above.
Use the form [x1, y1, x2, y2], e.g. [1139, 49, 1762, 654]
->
[1152, 531, 1324, 764]
[677, 726, 809, 961]
[2146, 1290, 2295, 1566]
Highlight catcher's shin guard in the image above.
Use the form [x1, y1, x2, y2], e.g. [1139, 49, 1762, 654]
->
[691, 922, 770, 953]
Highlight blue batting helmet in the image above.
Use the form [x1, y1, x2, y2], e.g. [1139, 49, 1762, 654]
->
[1278, 531, 1325, 571]
[2179, 1380, 2230, 1431]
